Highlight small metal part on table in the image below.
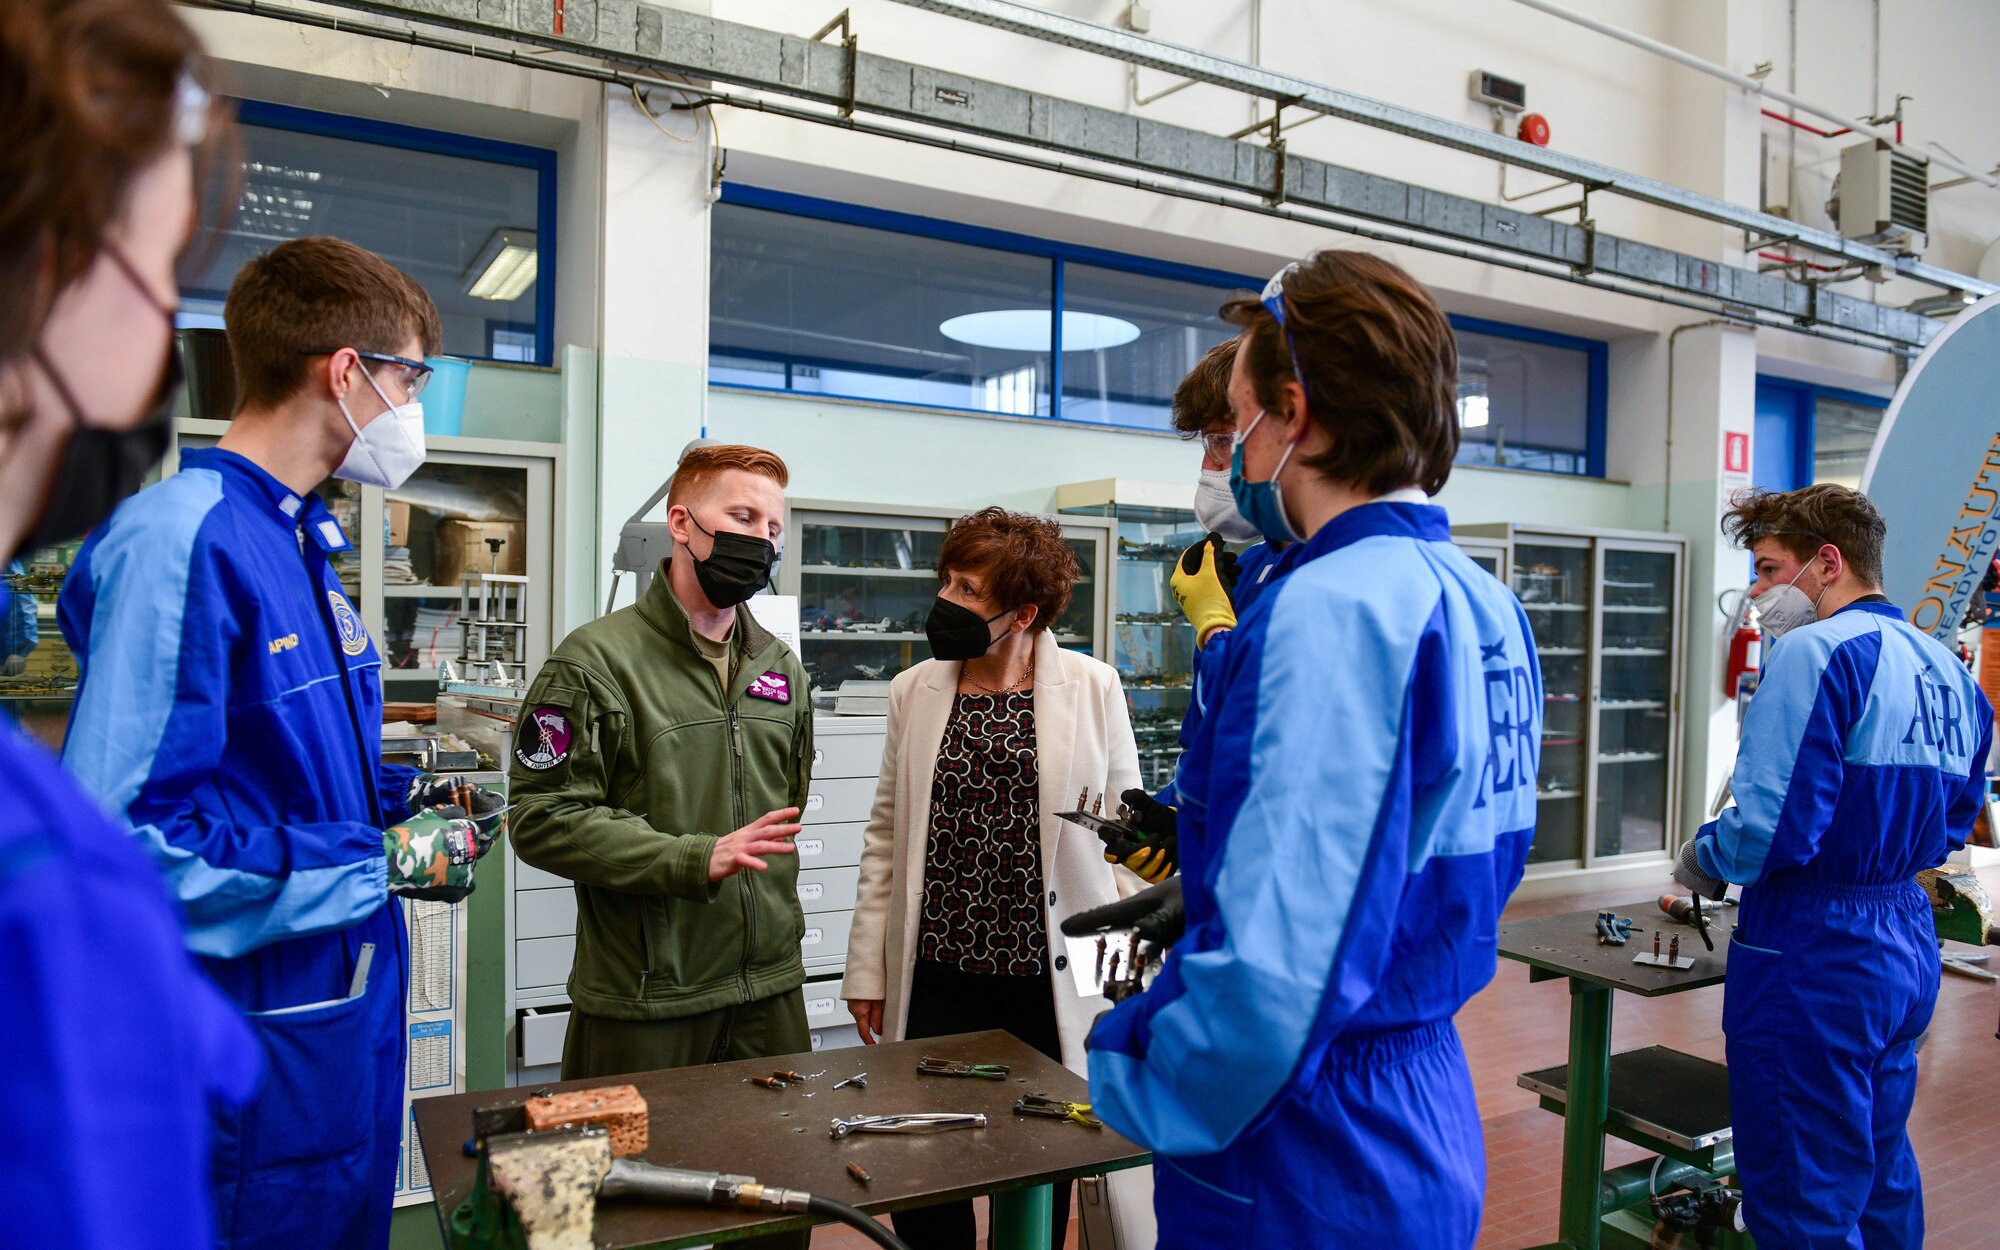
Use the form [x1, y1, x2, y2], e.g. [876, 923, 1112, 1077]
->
[829, 1112, 988, 1140]
[1095, 936, 1107, 983]
[747, 1075, 788, 1089]
[772, 1069, 821, 1083]
[916, 1056, 1012, 1079]
[847, 1162, 872, 1186]
[1107, 951, 1121, 983]
[832, 1073, 868, 1090]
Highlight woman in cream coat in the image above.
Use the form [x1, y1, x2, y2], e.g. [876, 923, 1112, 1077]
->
[843, 508, 1154, 1250]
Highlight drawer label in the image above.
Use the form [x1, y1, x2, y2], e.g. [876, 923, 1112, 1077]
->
[798, 883, 824, 901]
[806, 997, 836, 1016]
[798, 838, 824, 857]
[805, 794, 824, 812]
[813, 749, 824, 765]
[802, 927, 824, 946]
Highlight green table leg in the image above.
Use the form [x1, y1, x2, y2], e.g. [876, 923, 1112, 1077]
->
[1556, 978, 1614, 1250]
[990, 1184, 1054, 1250]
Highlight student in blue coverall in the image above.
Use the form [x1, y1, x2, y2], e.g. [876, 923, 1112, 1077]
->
[0, 5, 259, 1248]
[61, 236, 499, 1250]
[1099, 337, 1302, 882]
[1087, 251, 1542, 1247]
[1675, 485, 1989, 1249]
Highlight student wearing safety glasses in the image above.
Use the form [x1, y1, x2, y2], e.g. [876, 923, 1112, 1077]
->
[60, 237, 502, 1250]
[1085, 251, 1543, 1247]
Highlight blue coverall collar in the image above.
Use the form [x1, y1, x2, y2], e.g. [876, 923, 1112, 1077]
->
[1297, 499, 1451, 561]
[179, 447, 352, 553]
[1832, 598, 1904, 620]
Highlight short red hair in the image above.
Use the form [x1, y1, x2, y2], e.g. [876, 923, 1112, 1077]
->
[667, 443, 789, 508]
[937, 507, 1081, 633]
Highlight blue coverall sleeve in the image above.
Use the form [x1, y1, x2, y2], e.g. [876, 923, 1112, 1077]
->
[378, 762, 421, 822]
[59, 508, 387, 959]
[1090, 586, 1439, 1157]
[1695, 630, 1873, 886]
[1945, 687, 1994, 850]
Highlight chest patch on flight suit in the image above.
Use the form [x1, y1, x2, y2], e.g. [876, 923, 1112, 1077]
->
[747, 671, 792, 704]
[517, 707, 574, 770]
[328, 590, 369, 657]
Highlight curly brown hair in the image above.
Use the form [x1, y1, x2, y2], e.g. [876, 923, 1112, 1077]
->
[1722, 484, 1885, 587]
[1222, 250, 1459, 495]
[937, 507, 1081, 633]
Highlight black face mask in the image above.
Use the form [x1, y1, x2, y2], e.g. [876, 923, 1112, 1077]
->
[687, 514, 777, 608]
[925, 595, 1013, 661]
[14, 345, 178, 560]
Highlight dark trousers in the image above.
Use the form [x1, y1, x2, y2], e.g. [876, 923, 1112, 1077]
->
[891, 960, 1072, 1250]
[563, 991, 811, 1250]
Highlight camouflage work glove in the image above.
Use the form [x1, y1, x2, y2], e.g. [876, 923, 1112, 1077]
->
[384, 808, 483, 903]
[405, 773, 507, 853]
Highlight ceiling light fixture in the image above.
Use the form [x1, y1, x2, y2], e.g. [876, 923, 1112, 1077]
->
[464, 228, 539, 302]
[939, 309, 1142, 351]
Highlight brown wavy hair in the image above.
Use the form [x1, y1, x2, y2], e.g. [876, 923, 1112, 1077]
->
[1222, 250, 1460, 495]
[937, 507, 1082, 632]
[0, 0, 224, 362]
[1723, 484, 1886, 587]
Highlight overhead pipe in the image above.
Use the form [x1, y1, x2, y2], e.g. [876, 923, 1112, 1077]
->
[1503, 0, 1995, 189]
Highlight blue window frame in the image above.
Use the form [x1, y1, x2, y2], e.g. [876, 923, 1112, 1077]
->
[1753, 375, 1891, 491]
[711, 184, 1606, 476]
[180, 100, 558, 366]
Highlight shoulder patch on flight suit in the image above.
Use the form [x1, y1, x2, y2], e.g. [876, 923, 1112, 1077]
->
[747, 671, 792, 704]
[328, 590, 369, 657]
[516, 706, 575, 771]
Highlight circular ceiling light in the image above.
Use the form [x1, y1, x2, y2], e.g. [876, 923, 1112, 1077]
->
[939, 309, 1142, 352]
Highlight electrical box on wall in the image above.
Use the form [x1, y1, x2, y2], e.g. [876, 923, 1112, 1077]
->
[1838, 139, 1928, 256]
[1470, 70, 1527, 113]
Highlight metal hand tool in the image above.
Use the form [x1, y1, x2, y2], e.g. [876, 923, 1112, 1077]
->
[1014, 1094, 1102, 1129]
[828, 1112, 988, 1140]
[916, 1056, 1011, 1079]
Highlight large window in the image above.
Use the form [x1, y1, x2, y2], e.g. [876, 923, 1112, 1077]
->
[180, 101, 557, 365]
[710, 186, 1605, 474]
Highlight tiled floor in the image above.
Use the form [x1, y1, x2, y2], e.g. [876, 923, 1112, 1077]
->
[813, 872, 2000, 1248]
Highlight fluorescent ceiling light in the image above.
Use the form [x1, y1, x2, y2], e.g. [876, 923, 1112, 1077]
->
[464, 228, 539, 302]
[939, 309, 1141, 351]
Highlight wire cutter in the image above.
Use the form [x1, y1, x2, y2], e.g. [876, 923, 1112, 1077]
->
[828, 1112, 989, 1140]
[917, 1056, 1012, 1079]
[1014, 1094, 1102, 1129]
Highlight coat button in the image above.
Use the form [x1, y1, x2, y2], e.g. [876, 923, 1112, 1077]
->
[1054, 955, 1068, 971]
[1049, 890, 1057, 905]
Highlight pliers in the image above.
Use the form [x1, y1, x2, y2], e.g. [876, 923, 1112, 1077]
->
[1014, 1094, 1102, 1129]
[917, 1056, 1012, 1079]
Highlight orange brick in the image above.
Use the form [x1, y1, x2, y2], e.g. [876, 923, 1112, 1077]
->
[525, 1084, 649, 1157]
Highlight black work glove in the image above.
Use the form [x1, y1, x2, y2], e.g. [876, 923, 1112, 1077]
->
[1061, 877, 1186, 950]
[1097, 789, 1178, 883]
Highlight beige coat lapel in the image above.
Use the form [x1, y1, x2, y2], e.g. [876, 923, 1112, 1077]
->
[901, 660, 959, 880]
[1031, 630, 1079, 866]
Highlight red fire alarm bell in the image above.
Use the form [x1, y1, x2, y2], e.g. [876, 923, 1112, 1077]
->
[1518, 113, 1551, 146]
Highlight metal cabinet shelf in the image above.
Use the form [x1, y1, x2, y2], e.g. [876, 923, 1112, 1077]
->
[1056, 479, 1205, 793]
[1455, 523, 1687, 877]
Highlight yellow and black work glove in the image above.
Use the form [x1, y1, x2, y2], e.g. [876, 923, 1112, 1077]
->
[1098, 787, 1178, 884]
[1171, 532, 1240, 648]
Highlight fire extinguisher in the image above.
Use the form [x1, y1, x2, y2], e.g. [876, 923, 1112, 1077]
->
[1723, 589, 1761, 699]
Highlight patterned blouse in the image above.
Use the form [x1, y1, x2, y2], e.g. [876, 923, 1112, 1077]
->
[917, 691, 1046, 975]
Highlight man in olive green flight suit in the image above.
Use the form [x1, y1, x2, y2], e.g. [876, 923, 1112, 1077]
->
[510, 444, 813, 1101]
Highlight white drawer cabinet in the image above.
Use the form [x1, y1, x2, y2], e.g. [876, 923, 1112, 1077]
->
[796, 823, 866, 868]
[516, 887, 578, 941]
[797, 866, 860, 914]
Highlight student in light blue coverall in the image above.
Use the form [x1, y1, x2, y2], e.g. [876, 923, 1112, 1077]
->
[1088, 251, 1542, 1247]
[61, 237, 496, 1250]
[1675, 485, 1990, 1250]
[0, 7, 259, 1248]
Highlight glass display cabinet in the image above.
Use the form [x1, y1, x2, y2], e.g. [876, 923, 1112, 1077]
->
[1455, 523, 1687, 877]
[1057, 480, 1206, 791]
[777, 500, 1112, 701]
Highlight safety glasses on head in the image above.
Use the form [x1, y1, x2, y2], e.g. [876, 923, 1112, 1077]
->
[1259, 262, 1307, 388]
[299, 349, 433, 401]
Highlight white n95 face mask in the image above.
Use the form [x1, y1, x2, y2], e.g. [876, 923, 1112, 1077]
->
[334, 367, 427, 489]
[1752, 562, 1827, 642]
[1195, 468, 1260, 542]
